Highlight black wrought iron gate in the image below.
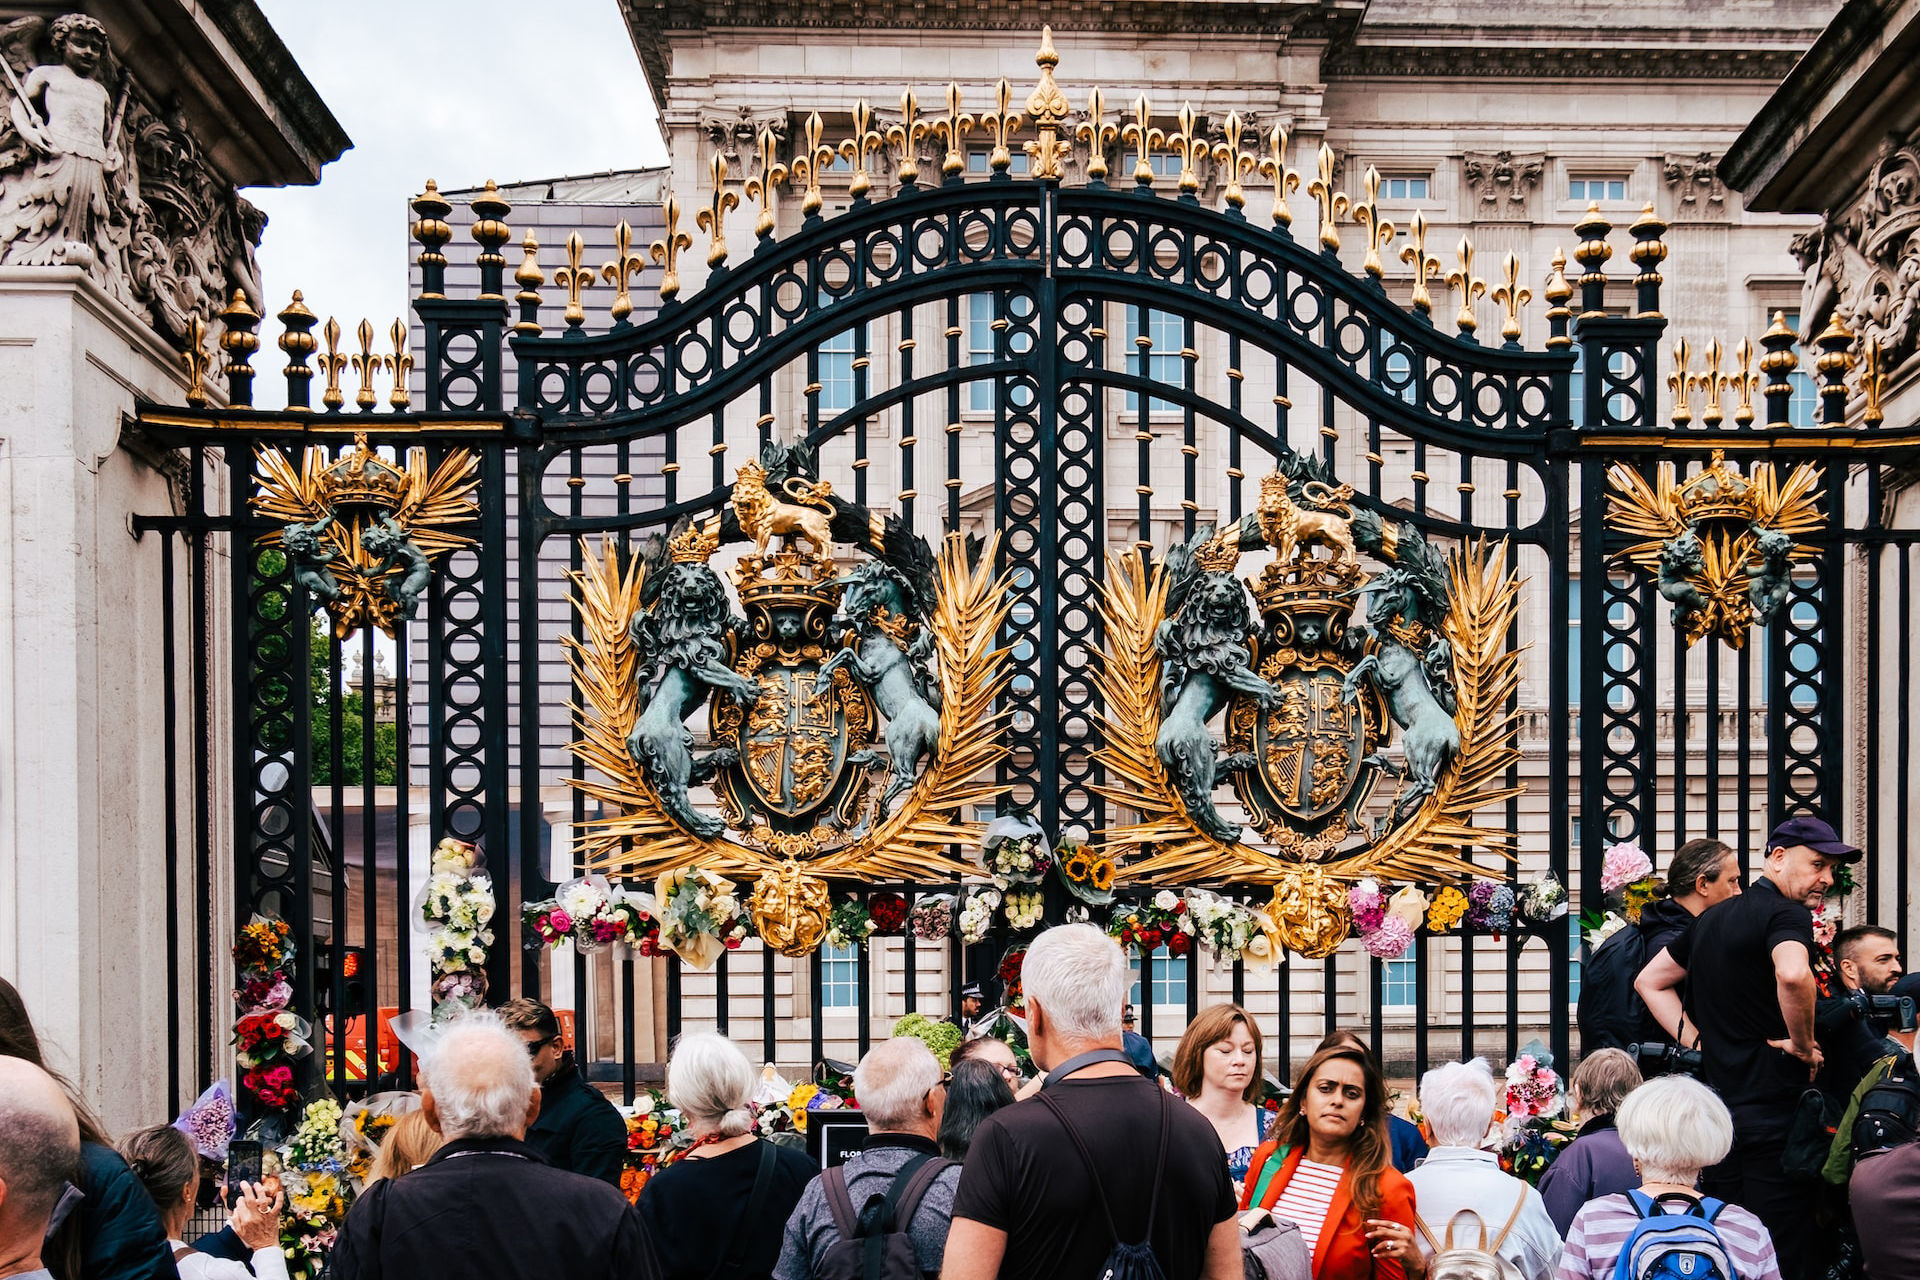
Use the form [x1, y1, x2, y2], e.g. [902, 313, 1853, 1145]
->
[134, 89, 1920, 1114]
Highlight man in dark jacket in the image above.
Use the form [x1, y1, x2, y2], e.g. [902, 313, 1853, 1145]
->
[501, 997, 627, 1187]
[331, 1014, 659, 1280]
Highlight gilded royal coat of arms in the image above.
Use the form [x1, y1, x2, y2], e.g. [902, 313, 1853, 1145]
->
[1096, 453, 1523, 957]
[567, 443, 1015, 954]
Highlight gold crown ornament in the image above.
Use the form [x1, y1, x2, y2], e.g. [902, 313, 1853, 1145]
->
[734, 548, 841, 613]
[668, 516, 723, 563]
[321, 434, 408, 510]
[1676, 450, 1758, 525]
[1193, 532, 1242, 574]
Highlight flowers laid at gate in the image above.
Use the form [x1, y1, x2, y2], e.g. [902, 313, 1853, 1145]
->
[1185, 890, 1281, 969]
[620, 1090, 685, 1201]
[1426, 886, 1470, 932]
[417, 837, 494, 1018]
[1516, 873, 1569, 928]
[910, 893, 954, 941]
[1581, 910, 1630, 949]
[979, 811, 1053, 885]
[273, 1096, 353, 1277]
[998, 945, 1028, 1011]
[1004, 886, 1045, 932]
[650, 867, 751, 969]
[1054, 825, 1117, 904]
[231, 914, 307, 1111]
[825, 897, 875, 950]
[523, 875, 662, 954]
[1503, 1052, 1564, 1119]
[892, 1012, 963, 1068]
[867, 892, 909, 936]
[957, 887, 1001, 943]
[1108, 892, 1195, 955]
[338, 1094, 410, 1185]
[172, 1080, 236, 1160]
[1464, 881, 1516, 934]
[1598, 840, 1663, 923]
[1349, 880, 1388, 934]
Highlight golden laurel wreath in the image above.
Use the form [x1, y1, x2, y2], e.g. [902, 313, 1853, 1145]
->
[1092, 537, 1524, 901]
[565, 529, 1015, 894]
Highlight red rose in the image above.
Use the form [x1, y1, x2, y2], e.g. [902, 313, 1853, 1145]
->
[868, 894, 909, 935]
[1142, 927, 1163, 949]
[1169, 932, 1193, 956]
[1174, 901, 1188, 915]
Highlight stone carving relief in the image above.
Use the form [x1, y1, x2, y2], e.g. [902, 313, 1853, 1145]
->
[1662, 152, 1726, 213]
[1796, 133, 1920, 366]
[0, 13, 263, 348]
[703, 106, 788, 162]
[1461, 151, 1545, 215]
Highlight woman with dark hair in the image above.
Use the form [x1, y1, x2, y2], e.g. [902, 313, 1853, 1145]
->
[0, 976, 175, 1280]
[1240, 1043, 1422, 1280]
[1316, 1030, 1428, 1174]
[120, 1125, 286, 1280]
[1173, 1003, 1272, 1196]
[938, 1057, 1015, 1159]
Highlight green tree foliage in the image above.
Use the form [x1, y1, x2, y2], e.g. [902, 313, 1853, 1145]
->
[309, 621, 399, 787]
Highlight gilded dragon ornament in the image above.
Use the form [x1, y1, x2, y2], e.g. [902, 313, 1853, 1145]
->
[1095, 454, 1523, 957]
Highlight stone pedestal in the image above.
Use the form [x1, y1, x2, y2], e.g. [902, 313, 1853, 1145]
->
[0, 266, 223, 1132]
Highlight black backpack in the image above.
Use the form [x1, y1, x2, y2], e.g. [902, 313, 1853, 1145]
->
[1852, 1053, 1920, 1160]
[1037, 1086, 1174, 1280]
[1577, 924, 1651, 1054]
[817, 1153, 956, 1280]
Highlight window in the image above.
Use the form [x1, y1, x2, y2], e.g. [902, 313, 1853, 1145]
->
[1569, 345, 1634, 427]
[1129, 948, 1188, 1007]
[1148, 151, 1183, 180]
[820, 944, 859, 1009]
[1781, 311, 1819, 428]
[967, 150, 1030, 176]
[1125, 308, 1184, 414]
[1568, 586, 1582, 708]
[1569, 916, 1584, 1002]
[1569, 176, 1628, 203]
[1383, 175, 1429, 201]
[1381, 344, 1417, 405]
[965, 294, 1034, 411]
[1382, 955, 1418, 1009]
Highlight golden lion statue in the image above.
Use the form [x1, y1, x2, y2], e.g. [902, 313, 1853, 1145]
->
[732, 459, 836, 557]
[1257, 473, 1356, 565]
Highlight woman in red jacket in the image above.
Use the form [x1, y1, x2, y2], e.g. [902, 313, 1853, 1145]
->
[1240, 1042, 1426, 1280]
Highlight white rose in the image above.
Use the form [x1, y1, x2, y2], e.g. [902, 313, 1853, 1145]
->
[1154, 890, 1179, 911]
[468, 947, 485, 963]
[1248, 935, 1271, 958]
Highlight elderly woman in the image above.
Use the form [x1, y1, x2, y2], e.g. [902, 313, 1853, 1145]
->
[1174, 1003, 1274, 1196]
[1553, 1076, 1782, 1280]
[1404, 1060, 1560, 1280]
[1536, 1049, 1642, 1236]
[1241, 1042, 1420, 1280]
[639, 1033, 815, 1280]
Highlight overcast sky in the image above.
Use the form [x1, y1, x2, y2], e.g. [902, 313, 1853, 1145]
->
[245, 0, 668, 381]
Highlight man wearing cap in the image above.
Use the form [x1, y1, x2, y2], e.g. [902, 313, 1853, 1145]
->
[955, 982, 985, 1034]
[1637, 814, 1860, 1280]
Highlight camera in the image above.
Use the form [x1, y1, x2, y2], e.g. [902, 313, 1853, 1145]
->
[1860, 992, 1918, 1033]
[1628, 1041, 1704, 1076]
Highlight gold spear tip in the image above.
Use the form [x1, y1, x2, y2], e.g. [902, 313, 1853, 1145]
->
[1036, 26, 1058, 69]
[1766, 310, 1794, 338]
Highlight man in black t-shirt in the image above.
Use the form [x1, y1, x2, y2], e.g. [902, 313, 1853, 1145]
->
[1636, 814, 1860, 1280]
[942, 925, 1241, 1280]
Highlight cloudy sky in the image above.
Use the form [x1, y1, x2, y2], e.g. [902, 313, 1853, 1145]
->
[246, 0, 668, 372]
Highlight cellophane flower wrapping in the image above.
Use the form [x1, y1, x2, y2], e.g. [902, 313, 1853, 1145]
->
[910, 894, 954, 941]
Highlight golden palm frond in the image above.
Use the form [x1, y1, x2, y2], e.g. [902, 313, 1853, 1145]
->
[1605, 461, 1688, 568]
[395, 449, 482, 554]
[250, 445, 331, 532]
[1751, 459, 1826, 543]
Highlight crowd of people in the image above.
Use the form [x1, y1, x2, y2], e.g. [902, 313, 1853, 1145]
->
[1, 814, 1915, 1280]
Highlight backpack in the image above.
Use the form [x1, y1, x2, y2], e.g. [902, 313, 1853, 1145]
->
[1037, 1086, 1174, 1280]
[816, 1153, 956, 1280]
[1578, 925, 1650, 1054]
[1608, 1191, 1737, 1280]
[1415, 1188, 1530, 1280]
[1850, 1053, 1920, 1160]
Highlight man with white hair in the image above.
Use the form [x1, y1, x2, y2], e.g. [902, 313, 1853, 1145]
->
[942, 924, 1242, 1280]
[1404, 1059, 1560, 1280]
[0, 1057, 81, 1280]
[331, 1013, 659, 1280]
[774, 1036, 959, 1280]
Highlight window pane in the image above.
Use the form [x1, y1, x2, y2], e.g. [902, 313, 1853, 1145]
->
[821, 944, 860, 1009]
[1569, 917, 1583, 1002]
[818, 328, 856, 412]
[1568, 585, 1582, 709]
[1126, 308, 1183, 414]
[1128, 948, 1187, 1006]
[1382, 958, 1418, 1008]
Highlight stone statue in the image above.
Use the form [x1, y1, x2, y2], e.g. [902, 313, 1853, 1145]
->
[281, 515, 340, 604]
[1656, 528, 1710, 629]
[362, 515, 431, 621]
[1748, 525, 1795, 625]
[814, 555, 943, 818]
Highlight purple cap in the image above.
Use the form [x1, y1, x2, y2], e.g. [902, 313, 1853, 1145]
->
[1767, 814, 1862, 863]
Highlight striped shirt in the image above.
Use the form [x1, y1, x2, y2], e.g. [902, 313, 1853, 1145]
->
[1554, 1193, 1783, 1280]
[1269, 1158, 1346, 1258]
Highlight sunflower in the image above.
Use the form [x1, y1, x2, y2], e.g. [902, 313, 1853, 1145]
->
[1064, 852, 1093, 882]
[1089, 856, 1116, 892]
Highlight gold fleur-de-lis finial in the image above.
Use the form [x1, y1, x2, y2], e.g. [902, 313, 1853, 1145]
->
[1078, 87, 1120, 184]
[788, 112, 835, 217]
[697, 152, 739, 269]
[350, 318, 380, 411]
[1668, 337, 1695, 426]
[1697, 338, 1726, 428]
[1211, 111, 1257, 211]
[650, 193, 694, 301]
[1308, 143, 1349, 252]
[886, 89, 929, 186]
[1256, 124, 1301, 228]
[933, 82, 974, 179]
[319, 316, 347, 410]
[1399, 210, 1441, 315]
[1728, 337, 1761, 426]
[1166, 103, 1209, 195]
[385, 319, 413, 410]
[552, 231, 595, 329]
[744, 126, 787, 240]
[1862, 335, 1889, 427]
[1445, 237, 1487, 335]
[1123, 96, 1166, 186]
[1491, 250, 1532, 343]
[980, 78, 1022, 174]
[1350, 165, 1395, 279]
[840, 100, 883, 199]
[182, 315, 210, 406]
[602, 220, 647, 323]
[1024, 26, 1073, 181]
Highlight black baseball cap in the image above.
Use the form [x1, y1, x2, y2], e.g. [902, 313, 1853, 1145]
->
[1767, 815, 1862, 863]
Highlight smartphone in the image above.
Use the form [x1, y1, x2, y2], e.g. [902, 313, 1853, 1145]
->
[227, 1139, 264, 1189]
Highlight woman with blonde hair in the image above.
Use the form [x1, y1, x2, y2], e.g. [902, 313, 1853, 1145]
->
[366, 1108, 443, 1185]
[1172, 1003, 1273, 1195]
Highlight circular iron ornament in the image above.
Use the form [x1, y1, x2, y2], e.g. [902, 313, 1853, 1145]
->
[1287, 283, 1323, 332]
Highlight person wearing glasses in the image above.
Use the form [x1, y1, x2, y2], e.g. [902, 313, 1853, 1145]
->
[952, 1034, 1024, 1087]
[500, 997, 626, 1187]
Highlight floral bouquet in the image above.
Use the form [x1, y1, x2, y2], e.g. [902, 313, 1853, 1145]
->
[338, 1093, 414, 1187]
[1580, 910, 1630, 950]
[1811, 899, 1839, 951]
[868, 892, 909, 937]
[1350, 880, 1420, 959]
[1503, 1050, 1564, 1120]
[957, 887, 1001, 944]
[620, 1090, 686, 1201]
[825, 898, 876, 950]
[1497, 1115, 1576, 1185]
[523, 876, 663, 955]
[1516, 873, 1569, 929]
[1463, 881, 1516, 934]
[235, 916, 294, 977]
[1108, 891, 1196, 956]
[1426, 886, 1469, 933]
[416, 838, 495, 1019]
[173, 1080, 236, 1161]
[910, 894, 954, 942]
[1600, 841, 1663, 923]
[1186, 890, 1282, 970]
[1054, 825, 1117, 905]
[998, 945, 1029, 1010]
[1004, 886, 1045, 932]
[652, 867, 751, 969]
[979, 811, 1053, 885]
[274, 1097, 355, 1276]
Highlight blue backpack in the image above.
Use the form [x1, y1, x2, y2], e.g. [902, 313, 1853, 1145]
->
[1609, 1191, 1737, 1280]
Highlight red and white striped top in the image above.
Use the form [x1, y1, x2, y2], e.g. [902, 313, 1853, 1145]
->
[1268, 1158, 1346, 1258]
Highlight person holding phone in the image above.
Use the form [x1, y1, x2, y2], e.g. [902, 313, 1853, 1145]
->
[120, 1124, 288, 1280]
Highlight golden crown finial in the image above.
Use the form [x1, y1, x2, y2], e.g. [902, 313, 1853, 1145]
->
[1212, 111, 1257, 210]
[1862, 335, 1889, 427]
[603, 219, 647, 322]
[887, 89, 929, 186]
[1308, 144, 1349, 253]
[319, 316, 347, 410]
[934, 82, 974, 179]
[650, 193, 694, 302]
[840, 100, 883, 199]
[1491, 250, 1531, 344]
[790, 112, 835, 217]
[323, 431, 409, 508]
[698, 152, 739, 269]
[1079, 87, 1120, 184]
[745, 126, 787, 239]
[552, 231, 595, 329]
[1446, 236, 1487, 335]
[1351, 165, 1394, 279]
[1399, 210, 1441, 315]
[1256, 124, 1301, 229]
[1193, 532, 1241, 574]
[1697, 338, 1726, 428]
[1677, 449, 1757, 523]
[981, 78, 1023, 174]
[1728, 337, 1761, 427]
[513, 233, 544, 338]
[1168, 103, 1208, 196]
[1123, 95, 1165, 186]
[669, 516, 723, 563]
[1024, 26, 1072, 181]
[1667, 337, 1695, 426]
[350, 318, 380, 411]
[384, 319, 413, 410]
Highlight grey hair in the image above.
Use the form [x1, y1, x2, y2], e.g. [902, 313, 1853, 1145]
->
[1418, 1058, 1498, 1149]
[1571, 1048, 1642, 1119]
[1022, 924, 1126, 1043]
[1615, 1074, 1733, 1184]
[419, 1012, 536, 1140]
[855, 1037, 943, 1130]
[667, 1032, 756, 1138]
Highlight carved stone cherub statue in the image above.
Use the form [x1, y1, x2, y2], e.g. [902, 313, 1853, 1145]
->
[362, 515, 431, 621]
[281, 515, 341, 604]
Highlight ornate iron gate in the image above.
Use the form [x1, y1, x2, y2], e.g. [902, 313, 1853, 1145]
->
[134, 40, 1920, 1114]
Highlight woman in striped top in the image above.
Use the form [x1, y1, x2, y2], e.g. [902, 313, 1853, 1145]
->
[1553, 1076, 1782, 1280]
[1240, 1043, 1423, 1280]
